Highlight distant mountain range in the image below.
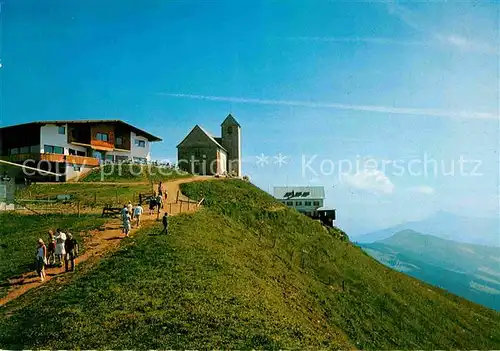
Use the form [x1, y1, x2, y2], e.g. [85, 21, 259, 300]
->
[359, 230, 500, 310]
[354, 211, 499, 247]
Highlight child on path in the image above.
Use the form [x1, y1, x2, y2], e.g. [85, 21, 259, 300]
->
[35, 239, 47, 281]
[161, 212, 169, 235]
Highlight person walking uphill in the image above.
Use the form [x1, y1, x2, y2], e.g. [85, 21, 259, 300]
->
[54, 229, 66, 267]
[161, 212, 169, 235]
[47, 230, 56, 267]
[35, 239, 47, 281]
[158, 182, 163, 198]
[134, 203, 143, 228]
[64, 233, 79, 272]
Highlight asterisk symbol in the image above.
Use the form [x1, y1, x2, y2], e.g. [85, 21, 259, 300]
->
[274, 153, 288, 167]
[256, 153, 269, 167]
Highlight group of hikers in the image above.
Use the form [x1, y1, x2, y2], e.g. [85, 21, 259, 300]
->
[121, 181, 169, 237]
[35, 228, 79, 281]
[34, 182, 169, 282]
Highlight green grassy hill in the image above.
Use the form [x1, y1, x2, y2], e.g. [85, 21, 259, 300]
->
[359, 230, 500, 310]
[1, 180, 499, 349]
[0, 213, 106, 298]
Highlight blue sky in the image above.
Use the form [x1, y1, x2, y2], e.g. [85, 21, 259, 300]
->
[1, 0, 498, 235]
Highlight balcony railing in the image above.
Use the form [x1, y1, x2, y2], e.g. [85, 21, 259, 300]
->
[0, 153, 100, 167]
[41, 153, 100, 166]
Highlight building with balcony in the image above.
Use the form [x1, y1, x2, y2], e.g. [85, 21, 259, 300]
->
[0, 120, 162, 182]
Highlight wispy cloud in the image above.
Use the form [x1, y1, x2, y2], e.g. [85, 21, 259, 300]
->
[287, 36, 430, 47]
[409, 185, 435, 195]
[157, 93, 498, 120]
[386, 1, 498, 55]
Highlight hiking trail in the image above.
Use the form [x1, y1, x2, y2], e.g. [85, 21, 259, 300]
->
[0, 176, 213, 308]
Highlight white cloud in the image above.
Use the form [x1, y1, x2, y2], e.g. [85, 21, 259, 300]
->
[409, 185, 435, 195]
[386, 1, 498, 55]
[341, 169, 395, 195]
[157, 93, 497, 120]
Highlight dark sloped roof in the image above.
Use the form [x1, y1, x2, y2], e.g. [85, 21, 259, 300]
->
[221, 113, 241, 127]
[176, 125, 227, 151]
[273, 186, 326, 199]
[0, 119, 162, 141]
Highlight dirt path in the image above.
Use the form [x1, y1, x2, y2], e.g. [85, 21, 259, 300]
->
[0, 176, 214, 307]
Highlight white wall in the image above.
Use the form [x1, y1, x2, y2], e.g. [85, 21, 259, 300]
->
[130, 131, 151, 161]
[106, 149, 132, 163]
[40, 124, 86, 155]
[219, 150, 227, 174]
[65, 163, 94, 181]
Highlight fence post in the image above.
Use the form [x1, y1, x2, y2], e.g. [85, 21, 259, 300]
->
[169, 202, 172, 213]
[176, 190, 179, 203]
[188, 201, 190, 211]
[179, 201, 183, 213]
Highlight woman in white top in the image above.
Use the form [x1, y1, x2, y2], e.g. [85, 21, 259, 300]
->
[35, 239, 47, 281]
[54, 229, 66, 266]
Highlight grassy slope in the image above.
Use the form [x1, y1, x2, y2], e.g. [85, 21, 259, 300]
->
[80, 164, 190, 183]
[16, 183, 152, 207]
[0, 180, 499, 349]
[0, 213, 106, 297]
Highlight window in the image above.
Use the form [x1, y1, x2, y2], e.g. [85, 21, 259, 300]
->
[58, 126, 66, 135]
[44, 145, 64, 154]
[19, 146, 29, 154]
[96, 132, 109, 142]
[134, 139, 145, 148]
[9, 148, 19, 155]
[30, 145, 39, 153]
[194, 149, 201, 157]
[286, 201, 293, 206]
[69, 149, 76, 155]
[313, 201, 320, 206]
[106, 155, 114, 161]
[295, 201, 303, 206]
[227, 126, 233, 134]
[76, 150, 86, 156]
[73, 164, 81, 171]
[115, 137, 122, 145]
[305, 201, 312, 206]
